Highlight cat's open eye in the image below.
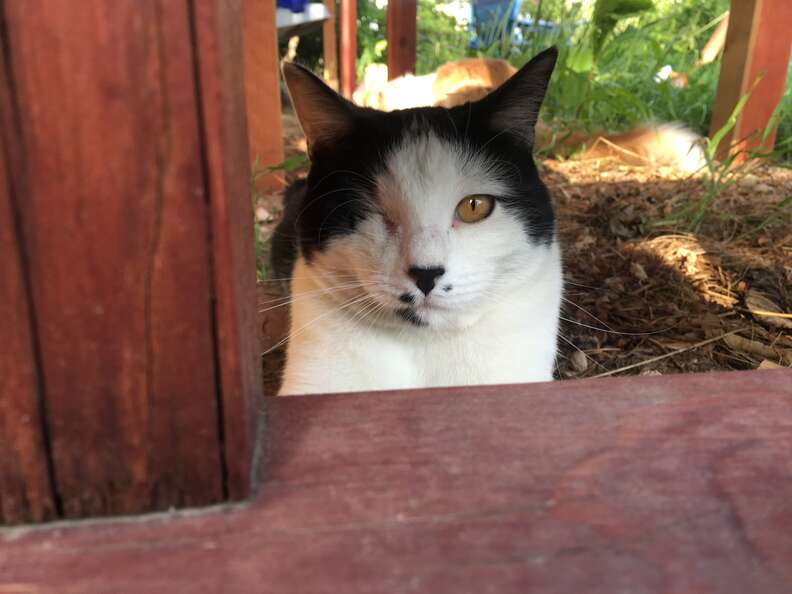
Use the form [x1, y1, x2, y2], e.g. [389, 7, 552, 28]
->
[455, 194, 495, 224]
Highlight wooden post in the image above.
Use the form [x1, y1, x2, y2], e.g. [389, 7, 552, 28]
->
[244, 0, 285, 191]
[194, 0, 263, 503]
[323, 0, 339, 90]
[387, 0, 417, 80]
[0, 60, 56, 522]
[340, 0, 357, 99]
[0, 0, 261, 523]
[710, 0, 792, 158]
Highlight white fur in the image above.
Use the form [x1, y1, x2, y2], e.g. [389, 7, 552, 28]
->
[278, 133, 563, 396]
[652, 123, 706, 174]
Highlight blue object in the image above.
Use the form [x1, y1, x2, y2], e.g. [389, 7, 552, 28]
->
[468, 0, 564, 51]
[277, 0, 306, 13]
[468, 0, 523, 50]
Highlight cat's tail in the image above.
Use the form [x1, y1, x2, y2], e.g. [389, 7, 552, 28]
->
[537, 122, 706, 174]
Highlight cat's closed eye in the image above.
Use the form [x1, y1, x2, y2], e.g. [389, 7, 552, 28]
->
[455, 194, 495, 224]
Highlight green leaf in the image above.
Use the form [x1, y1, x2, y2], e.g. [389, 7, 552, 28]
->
[267, 154, 310, 173]
[707, 74, 763, 161]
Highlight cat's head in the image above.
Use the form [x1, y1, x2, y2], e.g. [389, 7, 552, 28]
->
[281, 48, 558, 331]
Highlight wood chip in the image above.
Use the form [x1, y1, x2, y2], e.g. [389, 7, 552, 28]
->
[758, 360, 784, 370]
[630, 261, 648, 281]
[570, 350, 589, 373]
[723, 333, 788, 363]
[745, 289, 792, 329]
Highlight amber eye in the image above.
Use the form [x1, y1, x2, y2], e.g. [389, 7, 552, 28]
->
[455, 194, 495, 223]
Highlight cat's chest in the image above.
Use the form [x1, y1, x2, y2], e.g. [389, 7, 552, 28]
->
[365, 324, 543, 388]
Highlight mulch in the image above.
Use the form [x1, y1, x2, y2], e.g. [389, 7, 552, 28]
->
[255, 111, 792, 395]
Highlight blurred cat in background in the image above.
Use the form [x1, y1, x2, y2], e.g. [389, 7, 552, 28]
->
[354, 57, 704, 173]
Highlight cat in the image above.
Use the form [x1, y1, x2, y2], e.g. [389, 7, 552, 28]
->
[273, 47, 563, 396]
[354, 57, 705, 173]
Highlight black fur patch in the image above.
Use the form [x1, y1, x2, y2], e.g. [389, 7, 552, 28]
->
[396, 307, 427, 327]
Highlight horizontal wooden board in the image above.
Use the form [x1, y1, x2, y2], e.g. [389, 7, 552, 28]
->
[2, 370, 791, 593]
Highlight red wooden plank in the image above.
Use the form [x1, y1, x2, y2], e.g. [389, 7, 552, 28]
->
[387, 0, 417, 80]
[2, 370, 790, 593]
[192, 0, 262, 499]
[339, 0, 357, 99]
[243, 0, 284, 191]
[0, 54, 56, 523]
[322, 0, 339, 89]
[710, 0, 792, 156]
[2, 0, 224, 517]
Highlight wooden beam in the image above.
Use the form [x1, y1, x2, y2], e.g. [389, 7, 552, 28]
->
[243, 0, 285, 191]
[0, 53, 56, 524]
[322, 0, 339, 90]
[193, 0, 263, 501]
[710, 0, 792, 157]
[387, 0, 417, 80]
[3, 370, 792, 593]
[339, 0, 357, 99]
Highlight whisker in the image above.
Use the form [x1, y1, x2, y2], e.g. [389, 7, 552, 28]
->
[557, 334, 608, 372]
[561, 296, 616, 333]
[559, 316, 666, 337]
[263, 293, 374, 355]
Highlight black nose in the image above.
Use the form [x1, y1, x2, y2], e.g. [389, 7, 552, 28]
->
[407, 266, 445, 295]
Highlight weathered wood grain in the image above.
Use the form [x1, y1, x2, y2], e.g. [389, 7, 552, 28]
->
[2, 0, 224, 517]
[339, 0, 357, 98]
[2, 370, 790, 593]
[710, 0, 792, 157]
[0, 51, 56, 523]
[387, 0, 417, 80]
[192, 0, 262, 499]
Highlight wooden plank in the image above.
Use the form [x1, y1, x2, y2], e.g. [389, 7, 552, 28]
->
[0, 52, 56, 523]
[2, 370, 791, 593]
[322, 0, 339, 89]
[192, 0, 262, 500]
[387, 0, 417, 80]
[339, 0, 357, 99]
[243, 0, 284, 191]
[710, 0, 792, 157]
[2, 0, 224, 518]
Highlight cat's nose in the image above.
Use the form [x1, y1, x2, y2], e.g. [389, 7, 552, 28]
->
[407, 266, 445, 295]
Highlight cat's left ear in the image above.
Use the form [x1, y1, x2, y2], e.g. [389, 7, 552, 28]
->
[282, 61, 358, 154]
[476, 46, 558, 145]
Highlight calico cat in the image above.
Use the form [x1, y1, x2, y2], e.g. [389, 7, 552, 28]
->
[273, 48, 563, 396]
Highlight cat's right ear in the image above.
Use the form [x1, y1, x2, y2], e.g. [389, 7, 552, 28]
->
[281, 62, 357, 154]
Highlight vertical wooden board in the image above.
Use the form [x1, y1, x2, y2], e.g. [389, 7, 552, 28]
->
[193, 0, 262, 499]
[710, 0, 792, 156]
[322, 0, 339, 89]
[0, 59, 56, 522]
[243, 0, 284, 192]
[340, 0, 357, 99]
[387, 0, 417, 80]
[3, 0, 224, 517]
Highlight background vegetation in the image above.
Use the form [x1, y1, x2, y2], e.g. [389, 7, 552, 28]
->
[287, 0, 791, 162]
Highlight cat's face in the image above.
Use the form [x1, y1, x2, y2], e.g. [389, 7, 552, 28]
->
[282, 49, 558, 331]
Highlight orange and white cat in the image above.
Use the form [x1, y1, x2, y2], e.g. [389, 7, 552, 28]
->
[354, 58, 704, 173]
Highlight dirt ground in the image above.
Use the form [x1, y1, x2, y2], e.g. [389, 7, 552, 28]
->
[256, 110, 792, 395]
